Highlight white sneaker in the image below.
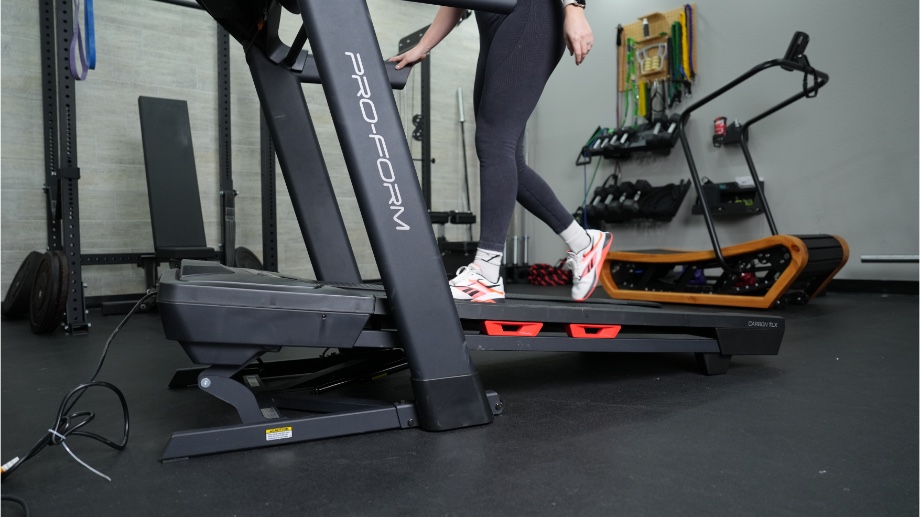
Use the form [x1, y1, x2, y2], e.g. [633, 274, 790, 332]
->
[565, 230, 613, 301]
[449, 264, 505, 303]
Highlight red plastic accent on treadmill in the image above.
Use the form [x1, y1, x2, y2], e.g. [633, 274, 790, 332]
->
[481, 320, 543, 337]
[565, 324, 621, 339]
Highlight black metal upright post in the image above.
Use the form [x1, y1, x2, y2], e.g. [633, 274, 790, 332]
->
[39, 0, 60, 251]
[420, 56, 432, 207]
[297, 0, 492, 431]
[247, 45, 362, 283]
[260, 111, 279, 272]
[398, 28, 432, 208]
[217, 26, 236, 266]
[54, 0, 88, 334]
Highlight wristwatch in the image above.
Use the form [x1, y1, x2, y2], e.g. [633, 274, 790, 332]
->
[563, 0, 586, 8]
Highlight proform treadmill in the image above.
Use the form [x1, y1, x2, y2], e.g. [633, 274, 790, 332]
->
[156, 0, 785, 460]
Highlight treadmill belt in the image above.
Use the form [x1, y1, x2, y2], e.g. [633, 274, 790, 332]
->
[504, 292, 660, 309]
[324, 282, 661, 309]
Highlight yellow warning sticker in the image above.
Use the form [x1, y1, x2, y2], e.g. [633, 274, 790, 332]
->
[265, 426, 293, 441]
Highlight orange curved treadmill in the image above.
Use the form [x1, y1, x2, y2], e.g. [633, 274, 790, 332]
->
[600, 234, 848, 309]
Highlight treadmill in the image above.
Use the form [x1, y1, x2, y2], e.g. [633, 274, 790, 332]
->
[156, 0, 785, 460]
[600, 33, 848, 309]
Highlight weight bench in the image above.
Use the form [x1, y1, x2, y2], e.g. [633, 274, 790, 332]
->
[100, 97, 217, 316]
[138, 96, 217, 275]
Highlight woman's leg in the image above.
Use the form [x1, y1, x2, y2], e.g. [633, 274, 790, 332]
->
[453, 2, 611, 302]
[473, 0, 567, 253]
[514, 131, 576, 236]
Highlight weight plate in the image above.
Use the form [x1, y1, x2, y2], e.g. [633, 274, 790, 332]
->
[235, 247, 264, 270]
[1, 251, 43, 319]
[29, 251, 69, 334]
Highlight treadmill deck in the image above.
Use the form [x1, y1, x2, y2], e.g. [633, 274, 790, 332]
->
[157, 261, 784, 363]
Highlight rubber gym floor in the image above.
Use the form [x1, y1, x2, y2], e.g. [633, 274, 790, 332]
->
[1, 286, 917, 516]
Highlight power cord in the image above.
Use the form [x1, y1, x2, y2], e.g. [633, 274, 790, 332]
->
[0, 495, 29, 517]
[1, 290, 157, 484]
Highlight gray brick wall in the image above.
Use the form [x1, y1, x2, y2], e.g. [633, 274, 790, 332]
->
[1, 0, 482, 296]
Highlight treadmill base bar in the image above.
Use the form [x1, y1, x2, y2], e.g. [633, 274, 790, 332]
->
[161, 391, 502, 460]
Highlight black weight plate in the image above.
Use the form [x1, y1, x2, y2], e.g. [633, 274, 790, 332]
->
[2, 251, 43, 319]
[29, 251, 68, 334]
[235, 247, 264, 270]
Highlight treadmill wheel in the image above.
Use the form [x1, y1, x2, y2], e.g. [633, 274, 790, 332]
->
[29, 251, 70, 334]
[2, 251, 43, 319]
[235, 247, 264, 270]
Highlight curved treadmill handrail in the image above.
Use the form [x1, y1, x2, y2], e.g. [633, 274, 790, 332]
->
[677, 57, 829, 273]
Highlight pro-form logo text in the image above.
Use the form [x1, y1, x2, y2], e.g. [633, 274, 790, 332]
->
[346, 52, 410, 231]
[748, 321, 779, 328]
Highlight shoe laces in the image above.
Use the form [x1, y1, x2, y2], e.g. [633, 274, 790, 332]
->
[450, 265, 482, 286]
[564, 236, 596, 281]
[564, 253, 581, 280]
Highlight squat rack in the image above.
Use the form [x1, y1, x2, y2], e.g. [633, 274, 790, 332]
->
[37, 0, 281, 333]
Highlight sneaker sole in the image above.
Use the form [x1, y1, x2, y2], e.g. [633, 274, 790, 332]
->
[450, 284, 506, 303]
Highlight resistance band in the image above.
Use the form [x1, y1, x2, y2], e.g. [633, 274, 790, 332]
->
[637, 81, 646, 119]
[616, 24, 623, 127]
[69, 0, 96, 80]
[627, 38, 638, 125]
[684, 4, 694, 78]
[679, 11, 691, 81]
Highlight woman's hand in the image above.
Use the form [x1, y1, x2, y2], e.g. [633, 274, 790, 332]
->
[563, 6, 593, 65]
[389, 6, 464, 70]
[389, 46, 429, 71]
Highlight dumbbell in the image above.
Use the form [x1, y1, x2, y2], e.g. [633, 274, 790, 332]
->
[607, 181, 635, 221]
[572, 206, 602, 230]
[665, 113, 681, 138]
[589, 185, 617, 221]
[621, 179, 653, 215]
[643, 114, 669, 147]
[605, 127, 636, 159]
[591, 128, 616, 152]
[600, 128, 621, 151]
[586, 185, 609, 221]
[600, 185, 624, 223]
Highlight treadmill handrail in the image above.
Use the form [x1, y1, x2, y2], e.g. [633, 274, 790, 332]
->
[404, 0, 516, 14]
[677, 57, 829, 273]
[254, 2, 412, 89]
[296, 55, 412, 90]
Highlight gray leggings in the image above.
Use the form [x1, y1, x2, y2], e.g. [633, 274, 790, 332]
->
[474, 0, 576, 252]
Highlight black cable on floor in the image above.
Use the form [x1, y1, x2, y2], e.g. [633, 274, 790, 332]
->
[1, 495, 30, 517]
[1, 290, 157, 483]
